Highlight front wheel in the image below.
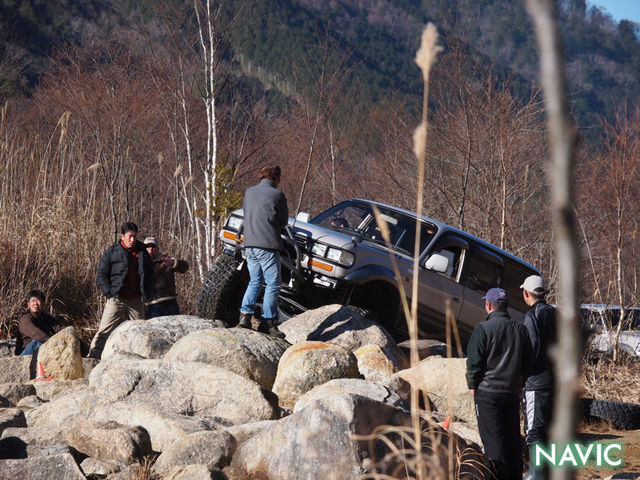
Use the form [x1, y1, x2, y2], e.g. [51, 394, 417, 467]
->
[197, 254, 249, 326]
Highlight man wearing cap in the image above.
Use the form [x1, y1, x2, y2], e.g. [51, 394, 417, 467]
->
[521, 275, 557, 480]
[466, 287, 531, 480]
[88, 222, 155, 359]
[143, 236, 189, 319]
[17, 289, 64, 356]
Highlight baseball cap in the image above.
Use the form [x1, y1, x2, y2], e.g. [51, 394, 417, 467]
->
[482, 288, 509, 304]
[144, 236, 158, 247]
[520, 275, 546, 294]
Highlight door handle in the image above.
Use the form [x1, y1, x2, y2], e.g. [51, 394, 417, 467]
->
[452, 297, 460, 303]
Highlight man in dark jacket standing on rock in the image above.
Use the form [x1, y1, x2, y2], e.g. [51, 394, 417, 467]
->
[466, 288, 531, 480]
[238, 165, 288, 338]
[521, 275, 556, 480]
[143, 236, 189, 319]
[88, 222, 155, 359]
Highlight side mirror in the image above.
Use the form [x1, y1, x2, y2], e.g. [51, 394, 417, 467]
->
[296, 212, 311, 223]
[424, 253, 449, 273]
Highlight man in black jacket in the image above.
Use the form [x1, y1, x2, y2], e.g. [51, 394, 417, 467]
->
[521, 275, 557, 480]
[466, 288, 531, 480]
[88, 222, 155, 359]
[237, 165, 288, 337]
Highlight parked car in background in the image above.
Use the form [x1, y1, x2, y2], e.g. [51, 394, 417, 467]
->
[581, 304, 640, 360]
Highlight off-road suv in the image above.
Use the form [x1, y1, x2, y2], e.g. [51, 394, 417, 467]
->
[198, 198, 540, 348]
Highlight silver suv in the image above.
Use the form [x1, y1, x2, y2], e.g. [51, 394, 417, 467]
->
[582, 304, 640, 359]
[198, 199, 540, 348]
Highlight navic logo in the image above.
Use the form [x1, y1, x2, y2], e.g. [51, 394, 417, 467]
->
[533, 442, 623, 469]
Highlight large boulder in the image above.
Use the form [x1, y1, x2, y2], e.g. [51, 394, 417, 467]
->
[0, 341, 15, 358]
[31, 379, 86, 402]
[393, 356, 475, 424]
[25, 385, 94, 427]
[354, 344, 399, 384]
[293, 378, 404, 412]
[164, 328, 290, 389]
[0, 409, 26, 436]
[101, 315, 221, 360]
[271, 341, 360, 409]
[37, 326, 83, 380]
[2, 419, 152, 465]
[0, 357, 33, 383]
[152, 430, 235, 477]
[279, 305, 407, 366]
[0, 453, 85, 480]
[0, 384, 36, 407]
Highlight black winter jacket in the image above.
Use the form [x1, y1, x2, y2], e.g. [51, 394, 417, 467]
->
[523, 300, 557, 391]
[466, 309, 532, 394]
[97, 240, 156, 302]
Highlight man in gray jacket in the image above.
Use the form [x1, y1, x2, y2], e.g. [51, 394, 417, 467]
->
[238, 165, 288, 337]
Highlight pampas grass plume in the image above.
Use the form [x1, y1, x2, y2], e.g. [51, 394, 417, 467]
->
[413, 120, 427, 161]
[415, 23, 443, 82]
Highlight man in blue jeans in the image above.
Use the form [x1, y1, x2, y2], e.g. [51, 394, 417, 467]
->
[238, 165, 288, 338]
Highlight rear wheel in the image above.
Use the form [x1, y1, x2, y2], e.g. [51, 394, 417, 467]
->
[197, 254, 249, 326]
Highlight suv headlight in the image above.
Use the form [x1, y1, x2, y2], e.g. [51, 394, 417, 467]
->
[311, 242, 354, 267]
[226, 215, 243, 231]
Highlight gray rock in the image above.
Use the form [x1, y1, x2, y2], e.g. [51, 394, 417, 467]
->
[0, 384, 36, 407]
[16, 395, 43, 410]
[393, 356, 475, 424]
[0, 408, 26, 436]
[397, 339, 450, 360]
[279, 305, 407, 367]
[353, 344, 399, 384]
[89, 358, 279, 425]
[223, 420, 277, 446]
[293, 378, 403, 412]
[0, 356, 33, 383]
[0, 341, 15, 358]
[64, 420, 152, 464]
[164, 465, 228, 480]
[102, 315, 221, 360]
[229, 392, 410, 480]
[32, 379, 85, 402]
[82, 357, 100, 381]
[153, 430, 235, 476]
[0, 453, 85, 480]
[80, 457, 124, 476]
[25, 385, 94, 427]
[164, 327, 290, 389]
[37, 326, 83, 380]
[272, 341, 360, 409]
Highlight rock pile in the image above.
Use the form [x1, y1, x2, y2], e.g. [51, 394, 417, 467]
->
[0, 307, 491, 480]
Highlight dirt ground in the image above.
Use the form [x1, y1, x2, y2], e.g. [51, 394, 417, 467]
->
[574, 422, 640, 479]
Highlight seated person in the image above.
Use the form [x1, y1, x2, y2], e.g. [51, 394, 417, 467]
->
[330, 217, 349, 228]
[17, 290, 63, 356]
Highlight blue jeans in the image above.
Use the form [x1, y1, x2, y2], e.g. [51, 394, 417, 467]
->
[19, 341, 43, 356]
[240, 248, 281, 320]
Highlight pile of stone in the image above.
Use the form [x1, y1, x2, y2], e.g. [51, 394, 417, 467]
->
[0, 305, 489, 480]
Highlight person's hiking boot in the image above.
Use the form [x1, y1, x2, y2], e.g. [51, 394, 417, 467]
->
[258, 318, 285, 338]
[237, 313, 253, 329]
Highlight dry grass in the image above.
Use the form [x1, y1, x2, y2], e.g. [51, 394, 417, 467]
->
[580, 356, 640, 404]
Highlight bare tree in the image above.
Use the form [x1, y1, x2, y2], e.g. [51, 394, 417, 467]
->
[525, 2, 581, 479]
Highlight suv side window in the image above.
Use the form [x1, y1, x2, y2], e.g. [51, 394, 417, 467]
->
[429, 235, 469, 282]
[503, 261, 535, 312]
[462, 245, 503, 293]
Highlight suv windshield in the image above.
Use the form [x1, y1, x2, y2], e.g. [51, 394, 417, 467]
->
[581, 306, 640, 331]
[311, 200, 437, 256]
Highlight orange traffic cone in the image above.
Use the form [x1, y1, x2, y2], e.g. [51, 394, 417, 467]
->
[35, 362, 53, 381]
[441, 415, 451, 430]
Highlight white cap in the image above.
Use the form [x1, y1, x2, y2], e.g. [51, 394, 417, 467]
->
[520, 275, 546, 294]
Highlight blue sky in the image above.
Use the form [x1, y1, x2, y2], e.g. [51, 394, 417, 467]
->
[589, 1, 640, 23]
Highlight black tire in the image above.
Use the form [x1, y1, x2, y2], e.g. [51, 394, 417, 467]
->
[197, 254, 249, 327]
[581, 398, 640, 430]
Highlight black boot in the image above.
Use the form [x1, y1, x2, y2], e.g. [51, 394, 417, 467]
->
[259, 318, 285, 338]
[237, 313, 253, 329]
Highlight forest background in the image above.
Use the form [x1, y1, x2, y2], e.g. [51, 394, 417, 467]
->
[0, 0, 639, 338]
